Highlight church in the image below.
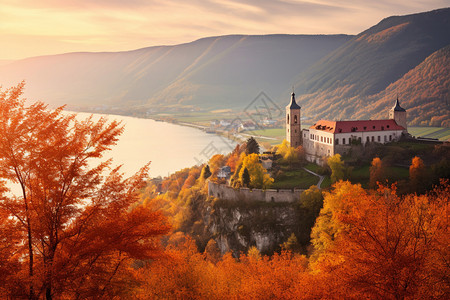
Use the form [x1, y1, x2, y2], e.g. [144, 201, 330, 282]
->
[285, 92, 407, 163]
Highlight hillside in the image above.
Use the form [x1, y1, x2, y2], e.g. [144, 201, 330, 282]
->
[359, 46, 450, 127]
[0, 34, 351, 110]
[294, 8, 450, 126]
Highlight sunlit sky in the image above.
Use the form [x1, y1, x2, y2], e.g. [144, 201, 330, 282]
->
[0, 0, 447, 60]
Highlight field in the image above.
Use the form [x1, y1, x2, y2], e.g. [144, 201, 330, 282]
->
[408, 127, 450, 141]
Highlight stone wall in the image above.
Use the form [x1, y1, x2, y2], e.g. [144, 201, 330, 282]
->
[208, 181, 303, 203]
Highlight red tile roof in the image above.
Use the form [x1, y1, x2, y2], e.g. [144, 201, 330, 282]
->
[310, 119, 405, 134]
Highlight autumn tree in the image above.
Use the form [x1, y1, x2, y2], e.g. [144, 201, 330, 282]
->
[245, 136, 260, 155]
[327, 154, 345, 183]
[310, 181, 366, 256]
[0, 83, 170, 299]
[238, 154, 273, 189]
[226, 144, 244, 172]
[409, 156, 429, 193]
[312, 180, 450, 299]
[369, 157, 386, 188]
[208, 154, 226, 178]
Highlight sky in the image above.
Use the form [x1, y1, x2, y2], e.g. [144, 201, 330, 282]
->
[0, 0, 448, 60]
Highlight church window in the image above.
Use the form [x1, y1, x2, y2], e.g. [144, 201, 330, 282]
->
[287, 114, 289, 124]
[343, 138, 346, 144]
[335, 138, 339, 145]
[321, 136, 323, 142]
[384, 136, 387, 142]
[378, 136, 380, 142]
[366, 136, 369, 143]
[389, 135, 392, 141]
[371, 136, 374, 142]
[294, 115, 298, 124]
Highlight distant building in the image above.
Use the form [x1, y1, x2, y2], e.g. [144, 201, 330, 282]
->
[286, 93, 408, 162]
[239, 121, 256, 131]
[217, 166, 232, 179]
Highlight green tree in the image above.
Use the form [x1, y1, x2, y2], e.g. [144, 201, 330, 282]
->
[297, 185, 323, 245]
[201, 164, 211, 180]
[327, 154, 345, 183]
[245, 137, 260, 155]
[242, 167, 250, 187]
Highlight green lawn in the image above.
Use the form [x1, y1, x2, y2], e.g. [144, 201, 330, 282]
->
[272, 168, 319, 189]
[249, 128, 285, 137]
[349, 164, 409, 188]
[321, 176, 332, 189]
[304, 163, 320, 173]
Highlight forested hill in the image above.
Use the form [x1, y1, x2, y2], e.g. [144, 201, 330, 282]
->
[293, 8, 450, 126]
[0, 34, 351, 109]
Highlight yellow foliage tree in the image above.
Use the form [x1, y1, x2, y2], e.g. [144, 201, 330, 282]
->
[310, 181, 366, 256]
[238, 154, 273, 189]
[276, 139, 300, 164]
[327, 154, 345, 183]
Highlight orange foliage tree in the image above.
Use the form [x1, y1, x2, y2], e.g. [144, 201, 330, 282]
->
[312, 180, 450, 299]
[0, 83, 170, 299]
[369, 157, 386, 188]
[409, 156, 429, 193]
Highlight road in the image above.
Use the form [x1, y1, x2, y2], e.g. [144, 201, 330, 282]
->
[303, 167, 325, 189]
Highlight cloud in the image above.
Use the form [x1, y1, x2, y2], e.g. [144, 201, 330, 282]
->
[0, 0, 447, 59]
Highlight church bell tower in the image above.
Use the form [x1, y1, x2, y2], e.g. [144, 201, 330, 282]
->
[389, 97, 407, 131]
[286, 91, 302, 147]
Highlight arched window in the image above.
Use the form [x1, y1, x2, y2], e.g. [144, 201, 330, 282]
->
[287, 114, 289, 124]
[294, 115, 298, 124]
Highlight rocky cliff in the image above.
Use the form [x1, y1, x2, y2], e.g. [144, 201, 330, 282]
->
[195, 198, 318, 256]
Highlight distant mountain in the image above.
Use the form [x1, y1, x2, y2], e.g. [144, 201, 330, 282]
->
[0, 34, 351, 109]
[0, 60, 13, 67]
[294, 8, 450, 126]
[0, 8, 448, 127]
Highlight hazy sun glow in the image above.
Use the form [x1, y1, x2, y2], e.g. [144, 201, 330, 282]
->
[0, 0, 447, 60]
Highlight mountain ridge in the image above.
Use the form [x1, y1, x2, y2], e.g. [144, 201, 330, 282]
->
[0, 34, 352, 109]
[293, 7, 450, 126]
[0, 8, 448, 126]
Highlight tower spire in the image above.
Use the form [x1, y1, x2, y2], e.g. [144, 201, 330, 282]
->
[288, 88, 300, 109]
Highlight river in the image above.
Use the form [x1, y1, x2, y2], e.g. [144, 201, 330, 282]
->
[75, 112, 237, 178]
